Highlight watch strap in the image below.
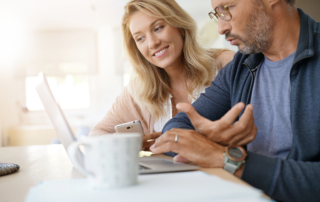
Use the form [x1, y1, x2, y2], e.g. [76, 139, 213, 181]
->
[223, 145, 247, 175]
[223, 161, 239, 174]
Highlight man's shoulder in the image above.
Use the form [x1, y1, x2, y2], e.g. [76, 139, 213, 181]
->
[218, 51, 252, 74]
[215, 51, 254, 87]
[299, 8, 320, 35]
[309, 14, 320, 36]
[316, 22, 320, 36]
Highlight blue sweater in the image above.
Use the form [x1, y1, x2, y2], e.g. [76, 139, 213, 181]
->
[162, 9, 320, 202]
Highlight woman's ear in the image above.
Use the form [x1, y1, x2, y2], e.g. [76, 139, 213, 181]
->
[180, 28, 185, 38]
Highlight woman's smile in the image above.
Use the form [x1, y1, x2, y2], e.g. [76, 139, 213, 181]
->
[153, 46, 169, 58]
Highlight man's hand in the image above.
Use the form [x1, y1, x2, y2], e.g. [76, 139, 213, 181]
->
[150, 128, 225, 168]
[176, 102, 257, 146]
[142, 132, 161, 151]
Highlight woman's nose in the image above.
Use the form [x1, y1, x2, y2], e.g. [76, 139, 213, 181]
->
[148, 35, 161, 50]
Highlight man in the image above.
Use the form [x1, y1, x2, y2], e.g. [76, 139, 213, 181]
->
[150, 0, 320, 201]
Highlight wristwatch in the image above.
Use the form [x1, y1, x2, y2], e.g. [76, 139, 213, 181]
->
[223, 145, 247, 174]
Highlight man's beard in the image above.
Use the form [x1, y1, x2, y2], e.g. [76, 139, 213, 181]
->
[226, 1, 274, 54]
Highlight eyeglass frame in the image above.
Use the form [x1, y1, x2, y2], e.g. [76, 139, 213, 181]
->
[208, 0, 236, 23]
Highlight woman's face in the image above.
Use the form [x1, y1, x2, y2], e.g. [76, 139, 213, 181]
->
[129, 11, 184, 70]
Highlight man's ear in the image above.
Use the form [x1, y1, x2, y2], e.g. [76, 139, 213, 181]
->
[263, 0, 282, 8]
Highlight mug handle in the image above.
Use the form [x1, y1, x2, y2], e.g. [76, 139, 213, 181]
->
[68, 141, 93, 177]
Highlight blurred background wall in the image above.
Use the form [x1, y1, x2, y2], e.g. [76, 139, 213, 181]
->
[0, 0, 317, 147]
[296, 0, 320, 21]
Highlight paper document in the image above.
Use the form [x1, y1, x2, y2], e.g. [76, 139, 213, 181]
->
[25, 171, 272, 202]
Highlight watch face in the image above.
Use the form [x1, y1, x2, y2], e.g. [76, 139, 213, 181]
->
[226, 145, 247, 162]
[229, 147, 243, 159]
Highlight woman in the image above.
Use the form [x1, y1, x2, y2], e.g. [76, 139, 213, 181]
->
[89, 0, 235, 150]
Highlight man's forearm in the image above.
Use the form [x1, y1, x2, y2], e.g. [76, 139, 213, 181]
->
[162, 112, 195, 134]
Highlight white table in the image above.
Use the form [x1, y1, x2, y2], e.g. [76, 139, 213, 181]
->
[0, 145, 255, 202]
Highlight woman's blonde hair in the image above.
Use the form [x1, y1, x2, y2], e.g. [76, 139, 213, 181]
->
[122, 0, 224, 120]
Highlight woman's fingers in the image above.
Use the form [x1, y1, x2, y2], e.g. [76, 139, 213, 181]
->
[143, 132, 161, 141]
[142, 132, 162, 151]
[142, 140, 156, 151]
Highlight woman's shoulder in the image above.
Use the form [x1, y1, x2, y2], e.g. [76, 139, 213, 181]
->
[123, 79, 147, 110]
[125, 78, 139, 97]
[215, 49, 236, 69]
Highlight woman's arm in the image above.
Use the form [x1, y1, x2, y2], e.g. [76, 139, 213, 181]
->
[89, 86, 152, 136]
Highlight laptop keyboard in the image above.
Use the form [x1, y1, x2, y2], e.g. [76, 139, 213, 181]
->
[139, 165, 151, 170]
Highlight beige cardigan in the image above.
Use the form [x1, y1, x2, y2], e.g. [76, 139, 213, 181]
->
[89, 85, 155, 136]
[89, 50, 235, 136]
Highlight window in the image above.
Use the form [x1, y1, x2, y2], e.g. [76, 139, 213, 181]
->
[22, 30, 97, 112]
[20, 28, 124, 126]
[25, 75, 90, 111]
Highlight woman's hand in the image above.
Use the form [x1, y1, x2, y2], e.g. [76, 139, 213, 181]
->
[142, 132, 161, 151]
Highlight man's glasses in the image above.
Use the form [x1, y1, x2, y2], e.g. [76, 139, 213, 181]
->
[208, 0, 236, 23]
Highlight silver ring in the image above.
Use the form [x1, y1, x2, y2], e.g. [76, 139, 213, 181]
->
[175, 134, 179, 143]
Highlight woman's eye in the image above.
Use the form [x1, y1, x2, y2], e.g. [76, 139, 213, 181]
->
[154, 26, 163, 32]
[136, 37, 143, 42]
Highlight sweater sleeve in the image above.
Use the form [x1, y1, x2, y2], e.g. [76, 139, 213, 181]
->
[89, 86, 152, 136]
[242, 152, 320, 202]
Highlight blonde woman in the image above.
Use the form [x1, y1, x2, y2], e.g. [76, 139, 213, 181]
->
[89, 0, 235, 150]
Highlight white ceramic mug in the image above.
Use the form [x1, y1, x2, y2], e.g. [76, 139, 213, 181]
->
[68, 133, 141, 189]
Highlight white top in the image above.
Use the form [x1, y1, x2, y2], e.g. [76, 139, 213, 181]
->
[154, 87, 206, 132]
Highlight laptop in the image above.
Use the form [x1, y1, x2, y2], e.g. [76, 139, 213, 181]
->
[35, 72, 200, 174]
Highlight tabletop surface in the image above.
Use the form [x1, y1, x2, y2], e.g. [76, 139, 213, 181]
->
[0, 145, 251, 202]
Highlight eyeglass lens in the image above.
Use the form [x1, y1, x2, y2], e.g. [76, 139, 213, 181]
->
[216, 6, 231, 21]
[209, 12, 219, 22]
